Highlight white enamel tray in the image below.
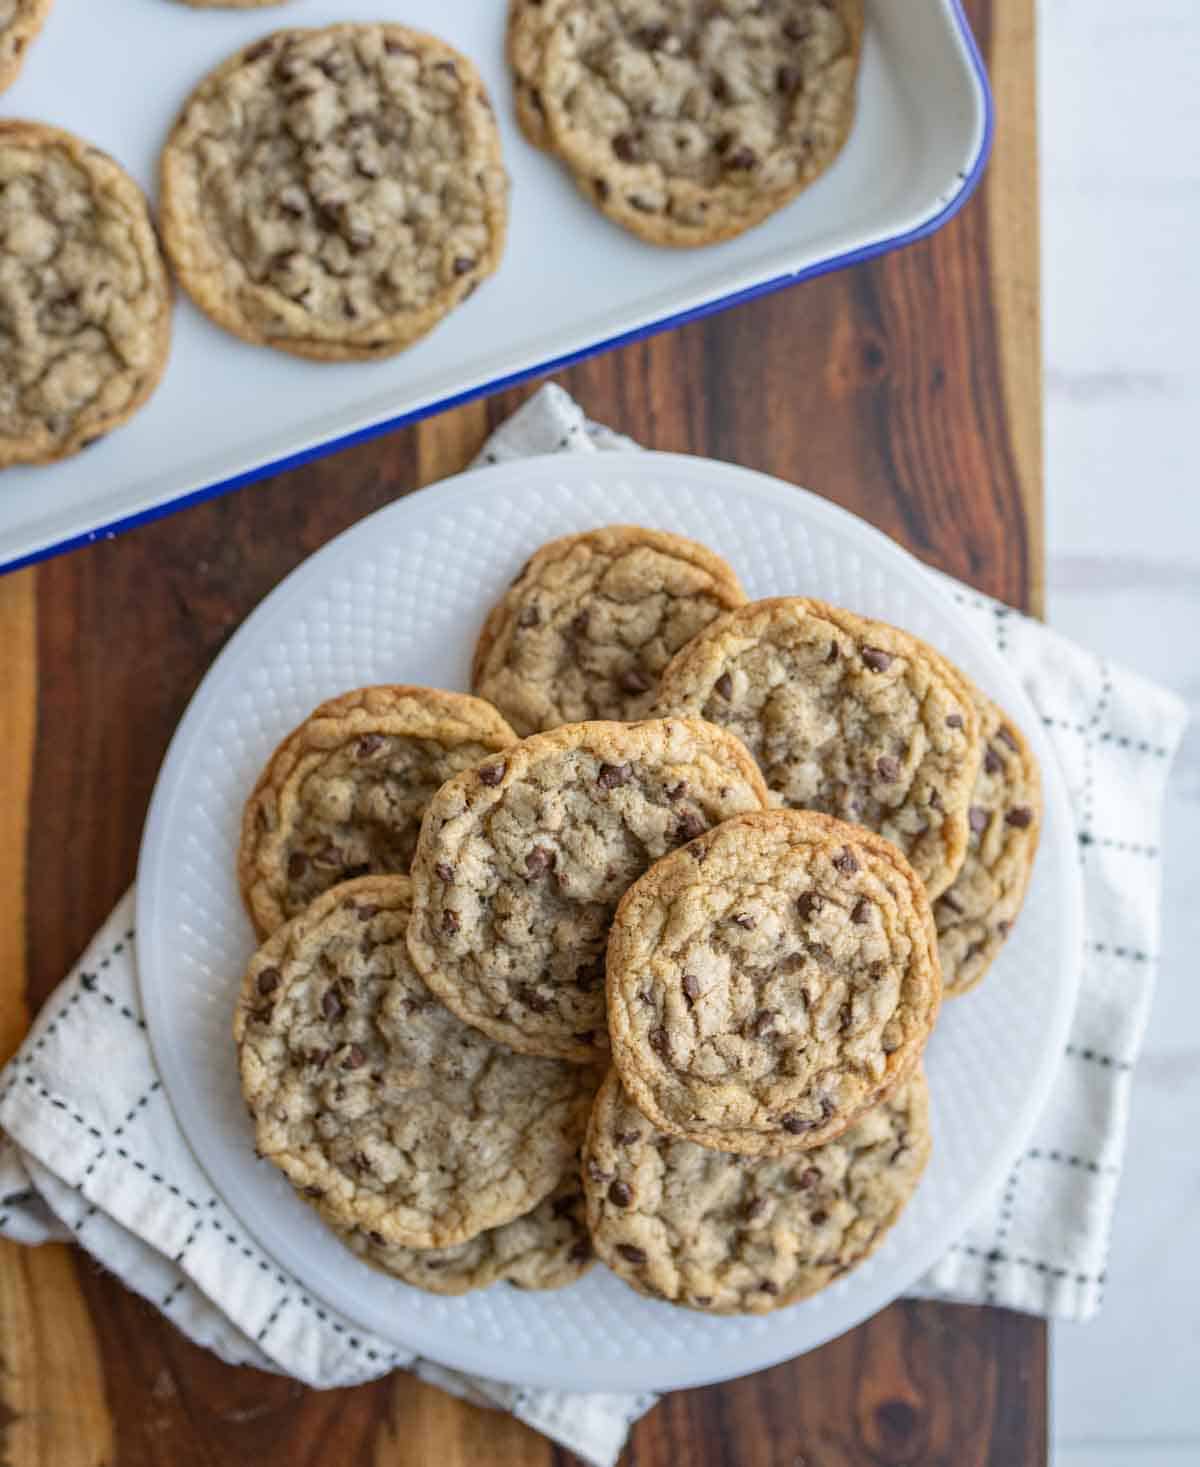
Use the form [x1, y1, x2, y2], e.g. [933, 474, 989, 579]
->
[0, 0, 989, 572]
[137, 452, 1082, 1393]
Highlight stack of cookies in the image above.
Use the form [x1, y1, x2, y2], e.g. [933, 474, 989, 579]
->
[233, 524, 1041, 1312]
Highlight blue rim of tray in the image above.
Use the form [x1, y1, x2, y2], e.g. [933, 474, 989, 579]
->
[2, 0, 993, 576]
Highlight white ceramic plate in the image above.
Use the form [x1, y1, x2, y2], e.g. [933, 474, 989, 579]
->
[0, 0, 989, 571]
[137, 452, 1083, 1393]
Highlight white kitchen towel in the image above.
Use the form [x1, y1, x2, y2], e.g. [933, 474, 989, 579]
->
[0, 384, 1187, 1467]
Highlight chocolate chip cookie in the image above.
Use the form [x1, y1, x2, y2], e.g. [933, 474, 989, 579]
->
[338, 1168, 593, 1295]
[235, 876, 599, 1249]
[0, 0, 51, 94]
[608, 810, 940, 1154]
[159, 24, 508, 361]
[407, 717, 769, 1063]
[585, 1066, 929, 1312]
[512, 0, 864, 247]
[654, 597, 982, 900]
[239, 685, 517, 939]
[0, 121, 172, 468]
[935, 694, 1041, 996]
[472, 526, 748, 736]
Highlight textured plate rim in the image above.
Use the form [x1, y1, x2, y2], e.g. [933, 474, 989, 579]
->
[136, 450, 1083, 1392]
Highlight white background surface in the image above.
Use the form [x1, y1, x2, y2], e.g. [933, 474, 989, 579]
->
[1041, 1, 1200, 1462]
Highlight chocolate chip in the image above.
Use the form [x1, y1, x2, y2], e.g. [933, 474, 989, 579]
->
[613, 132, 640, 163]
[676, 811, 706, 842]
[287, 852, 309, 880]
[781, 1114, 814, 1135]
[649, 1027, 669, 1057]
[525, 846, 556, 877]
[257, 968, 281, 996]
[478, 763, 505, 786]
[726, 146, 757, 170]
[744, 1197, 768, 1221]
[517, 605, 540, 628]
[682, 973, 701, 1004]
[552, 1193, 580, 1218]
[667, 781, 688, 801]
[442, 909, 461, 934]
[617, 1244, 648, 1265]
[521, 987, 550, 1014]
[635, 23, 670, 48]
[355, 904, 380, 921]
[594, 177, 611, 201]
[997, 726, 1019, 751]
[309, 1049, 331, 1069]
[969, 806, 989, 833]
[587, 1161, 614, 1184]
[833, 848, 859, 875]
[750, 1009, 777, 1038]
[620, 666, 652, 695]
[984, 748, 1003, 775]
[997, 918, 1013, 937]
[616, 1129, 640, 1146]
[367, 1230, 386, 1246]
[597, 762, 633, 790]
[342, 1044, 367, 1070]
[732, 912, 756, 930]
[570, 610, 589, 637]
[759, 1280, 780, 1296]
[796, 891, 824, 920]
[322, 989, 343, 1020]
[569, 1238, 593, 1263]
[714, 129, 735, 155]
[303, 1185, 324, 1199]
[435, 862, 454, 883]
[575, 957, 605, 991]
[777, 64, 803, 95]
[851, 897, 870, 924]
[608, 1180, 633, 1207]
[862, 646, 893, 672]
[452, 256, 476, 277]
[692, 1295, 714, 1307]
[1006, 806, 1034, 828]
[794, 1167, 821, 1190]
[946, 712, 964, 729]
[876, 756, 900, 781]
[714, 672, 734, 700]
[783, 17, 813, 40]
[825, 641, 841, 665]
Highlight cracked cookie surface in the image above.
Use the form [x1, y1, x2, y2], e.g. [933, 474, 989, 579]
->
[0, 0, 51, 94]
[472, 526, 747, 736]
[407, 717, 769, 1062]
[1, 121, 172, 467]
[608, 810, 940, 1153]
[235, 876, 599, 1249]
[239, 685, 517, 938]
[338, 1167, 593, 1294]
[512, 0, 863, 246]
[585, 1066, 929, 1312]
[160, 23, 508, 360]
[653, 597, 982, 899]
[935, 693, 1041, 996]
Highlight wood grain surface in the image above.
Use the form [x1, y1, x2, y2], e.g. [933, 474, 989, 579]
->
[0, 1, 1044, 1462]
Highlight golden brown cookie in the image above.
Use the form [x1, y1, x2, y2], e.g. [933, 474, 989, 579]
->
[407, 717, 769, 1063]
[511, 0, 864, 247]
[585, 1067, 930, 1312]
[239, 685, 517, 939]
[159, 24, 508, 361]
[653, 597, 982, 900]
[608, 809, 940, 1154]
[0, 121, 172, 468]
[0, 0, 52, 94]
[338, 1168, 593, 1295]
[935, 693, 1041, 996]
[472, 526, 748, 736]
[235, 876, 600, 1249]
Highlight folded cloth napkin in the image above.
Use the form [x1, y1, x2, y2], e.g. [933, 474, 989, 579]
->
[0, 385, 1188, 1467]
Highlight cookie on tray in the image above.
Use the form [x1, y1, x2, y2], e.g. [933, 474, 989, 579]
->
[0, 0, 52, 94]
[159, 23, 508, 361]
[510, 0, 864, 247]
[584, 1067, 930, 1313]
[653, 597, 982, 900]
[239, 685, 517, 939]
[407, 717, 769, 1063]
[339, 1167, 593, 1295]
[935, 693, 1041, 996]
[472, 526, 748, 736]
[608, 810, 940, 1154]
[0, 121, 172, 468]
[235, 876, 600, 1249]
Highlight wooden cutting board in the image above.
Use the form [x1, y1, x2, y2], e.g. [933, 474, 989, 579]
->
[0, 1, 1042, 1461]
